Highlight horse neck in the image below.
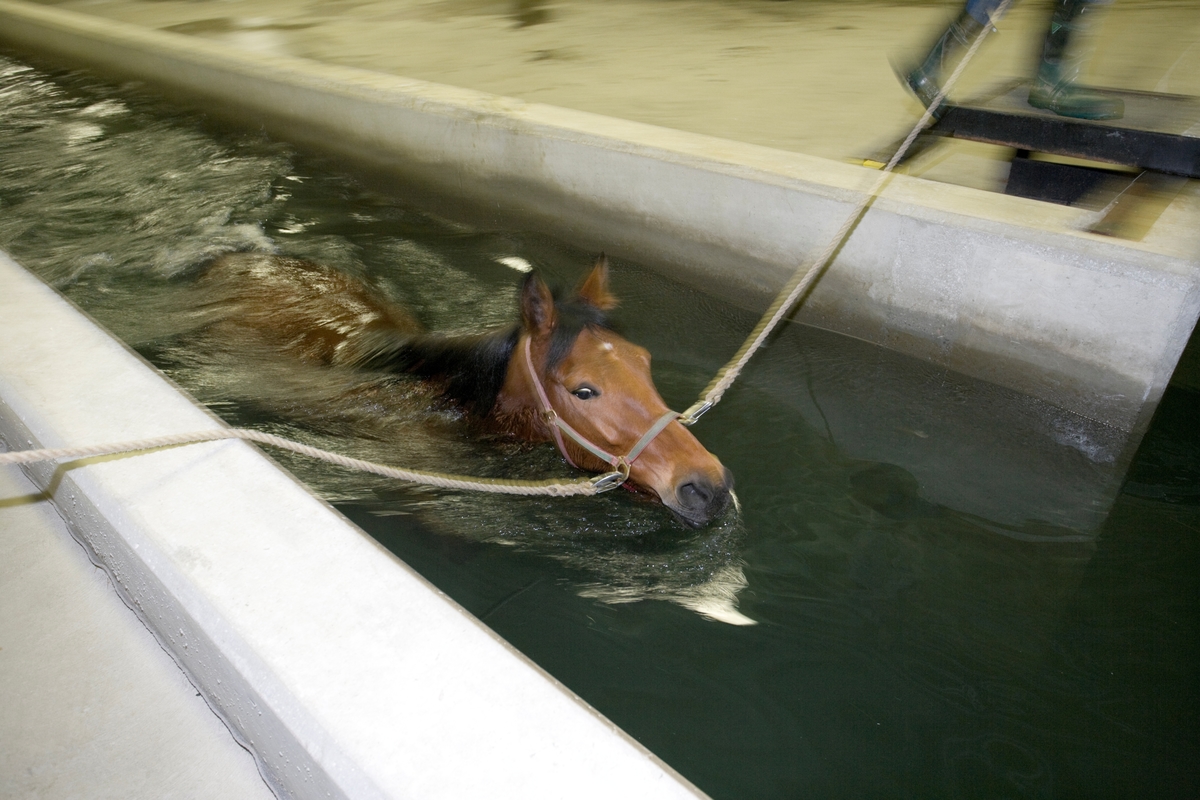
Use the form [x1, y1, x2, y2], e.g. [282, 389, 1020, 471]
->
[362, 325, 520, 417]
[492, 334, 553, 441]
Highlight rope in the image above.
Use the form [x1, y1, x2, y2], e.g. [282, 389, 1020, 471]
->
[1, 6, 1007, 494]
[0, 428, 605, 496]
[680, 0, 1009, 425]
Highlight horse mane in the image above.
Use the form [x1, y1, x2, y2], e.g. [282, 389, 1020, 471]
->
[356, 326, 520, 417]
[355, 290, 614, 418]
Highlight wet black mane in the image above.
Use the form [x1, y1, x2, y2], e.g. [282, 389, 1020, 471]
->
[359, 326, 520, 417]
[360, 295, 613, 417]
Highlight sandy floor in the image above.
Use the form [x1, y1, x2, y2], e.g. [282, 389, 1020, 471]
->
[38, 0, 1200, 171]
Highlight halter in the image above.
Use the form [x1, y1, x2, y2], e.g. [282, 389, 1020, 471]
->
[522, 337, 679, 493]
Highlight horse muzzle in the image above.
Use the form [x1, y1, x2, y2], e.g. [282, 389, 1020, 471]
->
[665, 465, 735, 527]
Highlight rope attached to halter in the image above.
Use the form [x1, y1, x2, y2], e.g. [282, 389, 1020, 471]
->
[0, 340, 679, 497]
[679, 0, 1008, 426]
[0, 428, 614, 496]
[0, 6, 1006, 495]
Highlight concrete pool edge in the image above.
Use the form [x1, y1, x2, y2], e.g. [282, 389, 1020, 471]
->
[2, 0, 1198, 439]
[0, 251, 707, 799]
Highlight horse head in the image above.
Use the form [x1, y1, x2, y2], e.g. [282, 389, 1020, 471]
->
[498, 256, 733, 527]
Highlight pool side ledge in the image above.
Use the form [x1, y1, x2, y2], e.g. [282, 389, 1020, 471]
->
[0, 250, 707, 799]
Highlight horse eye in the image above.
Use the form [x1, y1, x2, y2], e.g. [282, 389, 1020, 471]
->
[571, 386, 600, 400]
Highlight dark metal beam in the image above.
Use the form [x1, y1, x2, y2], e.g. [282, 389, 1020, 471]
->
[933, 86, 1200, 178]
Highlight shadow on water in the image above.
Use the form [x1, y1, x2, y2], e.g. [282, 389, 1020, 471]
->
[1, 53, 1196, 798]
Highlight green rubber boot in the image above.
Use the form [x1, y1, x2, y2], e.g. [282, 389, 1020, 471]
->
[1028, 0, 1123, 120]
[903, 11, 988, 119]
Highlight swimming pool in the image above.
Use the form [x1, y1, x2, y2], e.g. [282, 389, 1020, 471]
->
[2, 53, 1196, 799]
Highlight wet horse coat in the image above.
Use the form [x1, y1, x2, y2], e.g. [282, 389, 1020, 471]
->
[200, 252, 732, 525]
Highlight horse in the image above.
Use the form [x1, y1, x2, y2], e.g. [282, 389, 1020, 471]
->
[199, 252, 733, 526]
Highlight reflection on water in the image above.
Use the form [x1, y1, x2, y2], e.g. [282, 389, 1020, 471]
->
[1, 54, 1195, 798]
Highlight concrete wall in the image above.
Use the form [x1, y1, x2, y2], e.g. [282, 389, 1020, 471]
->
[1, 0, 1198, 437]
[0, 250, 705, 799]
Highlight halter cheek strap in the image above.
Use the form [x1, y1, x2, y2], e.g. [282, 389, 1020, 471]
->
[522, 337, 679, 492]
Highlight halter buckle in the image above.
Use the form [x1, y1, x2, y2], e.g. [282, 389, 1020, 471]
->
[590, 459, 630, 493]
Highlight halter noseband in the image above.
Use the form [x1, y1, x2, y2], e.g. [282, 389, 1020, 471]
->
[522, 336, 679, 493]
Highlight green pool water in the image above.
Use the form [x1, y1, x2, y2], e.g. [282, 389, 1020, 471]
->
[1, 53, 1196, 799]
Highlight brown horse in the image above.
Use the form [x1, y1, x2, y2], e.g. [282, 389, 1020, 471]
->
[200, 252, 733, 526]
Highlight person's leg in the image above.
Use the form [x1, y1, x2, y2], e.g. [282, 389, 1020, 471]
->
[903, 2, 1004, 118]
[965, 0, 1006, 25]
[1028, 0, 1123, 119]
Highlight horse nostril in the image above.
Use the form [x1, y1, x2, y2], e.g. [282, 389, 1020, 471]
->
[679, 480, 714, 509]
[672, 472, 733, 526]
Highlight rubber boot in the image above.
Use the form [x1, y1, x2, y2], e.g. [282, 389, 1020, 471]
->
[903, 10, 988, 120]
[1028, 0, 1123, 120]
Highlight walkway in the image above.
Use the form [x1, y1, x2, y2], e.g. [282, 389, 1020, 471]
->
[35, 0, 1200, 191]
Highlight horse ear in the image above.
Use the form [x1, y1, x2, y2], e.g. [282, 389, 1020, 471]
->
[520, 271, 557, 338]
[575, 254, 618, 311]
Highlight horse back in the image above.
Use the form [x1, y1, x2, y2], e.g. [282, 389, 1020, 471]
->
[199, 253, 420, 365]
